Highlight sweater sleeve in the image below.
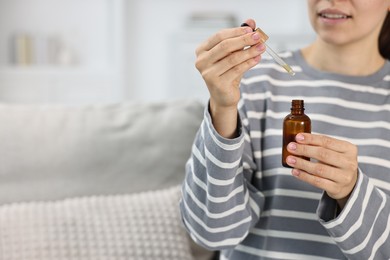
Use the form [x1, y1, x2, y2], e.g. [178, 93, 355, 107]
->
[317, 170, 390, 260]
[179, 101, 265, 250]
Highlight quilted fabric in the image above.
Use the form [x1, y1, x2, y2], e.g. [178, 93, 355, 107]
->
[0, 185, 194, 260]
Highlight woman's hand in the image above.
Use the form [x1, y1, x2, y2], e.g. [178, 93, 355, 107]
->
[285, 133, 359, 210]
[195, 19, 266, 138]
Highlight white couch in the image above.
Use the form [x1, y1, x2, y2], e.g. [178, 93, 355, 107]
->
[0, 100, 216, 260]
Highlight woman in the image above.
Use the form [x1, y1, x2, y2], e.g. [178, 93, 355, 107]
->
[180, 0, 390, 259]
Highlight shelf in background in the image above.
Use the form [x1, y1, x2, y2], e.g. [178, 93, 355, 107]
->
[0, 0, 124, 104]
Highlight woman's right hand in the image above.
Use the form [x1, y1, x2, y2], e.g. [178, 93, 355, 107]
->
[195, 19, 266, 138]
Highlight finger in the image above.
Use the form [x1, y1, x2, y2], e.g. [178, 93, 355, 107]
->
[241, 18, 256, 30]
[196, 27, 253, 55]
[221, 55, 261, 84]
[202, 54, 261, 90]
[209, 43, 265, 77]
[286, 155, 344, 183]
[195, 27, 256, 71]
[291, 168, 338, 194]
[295, 133, 357, 154]
[287, 142, 351, 168]
[207, 30, 264, 65]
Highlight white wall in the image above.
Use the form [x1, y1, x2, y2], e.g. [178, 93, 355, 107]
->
[0, 0, 316, 104]
[126, 0, 315, 103]
[0, 0, 124, 104]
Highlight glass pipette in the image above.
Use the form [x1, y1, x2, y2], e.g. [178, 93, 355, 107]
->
[241, 23, 295, 76]
[254, 28, 295, 76]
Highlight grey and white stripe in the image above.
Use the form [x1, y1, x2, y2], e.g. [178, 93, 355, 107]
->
[180, 50, 390, 259]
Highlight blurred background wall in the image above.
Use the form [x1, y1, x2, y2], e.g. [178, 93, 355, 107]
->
[0, 0, 315, 104]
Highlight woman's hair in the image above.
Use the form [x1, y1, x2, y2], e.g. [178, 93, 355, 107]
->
[379, 12, 390, 60]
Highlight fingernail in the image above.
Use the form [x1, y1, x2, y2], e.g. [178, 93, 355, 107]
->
[241, 23, 254, 33]
[287, 156, 296, 165]
[252, 32, 260, 40]
[288, 142, 297, 151]
[296, 134, 305, 141]
[292, 169, 300, 177]
[245, 27, 253, 34]
[256, 44, 265, 52]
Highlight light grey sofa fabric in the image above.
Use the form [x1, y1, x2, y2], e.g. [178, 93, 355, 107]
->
[0, 99, 217, 260]
[0, 100, 204, 204]
[0, 185, 195, 260]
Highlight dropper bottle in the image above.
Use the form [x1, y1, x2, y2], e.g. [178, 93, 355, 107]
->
[282, 100, 311, 168]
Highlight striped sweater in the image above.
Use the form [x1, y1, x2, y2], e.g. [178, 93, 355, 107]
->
[179, 50, 390, 260]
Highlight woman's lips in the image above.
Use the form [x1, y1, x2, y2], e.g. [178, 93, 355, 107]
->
[317, 9, 352, 24]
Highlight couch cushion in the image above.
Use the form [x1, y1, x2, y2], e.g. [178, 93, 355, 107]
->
[0, 100, 204, 204]
[0, 185, 195, 260]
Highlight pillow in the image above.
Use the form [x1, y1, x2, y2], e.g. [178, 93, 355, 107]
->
[0, 100, 204, 204]
[0, 185, 195, 260]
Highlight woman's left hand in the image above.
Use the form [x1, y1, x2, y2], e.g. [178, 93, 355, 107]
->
[285, 133, 359, 210]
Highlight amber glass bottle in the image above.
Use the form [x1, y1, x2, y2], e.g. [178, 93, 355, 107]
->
[282, 100, 311, 168]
